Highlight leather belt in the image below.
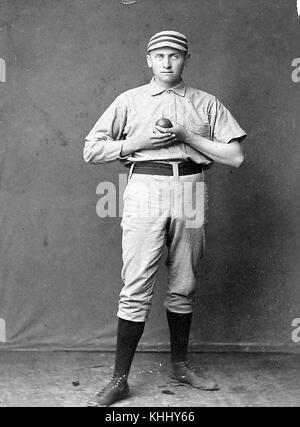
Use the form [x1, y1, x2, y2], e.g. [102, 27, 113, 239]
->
[126, 161, 204, 176]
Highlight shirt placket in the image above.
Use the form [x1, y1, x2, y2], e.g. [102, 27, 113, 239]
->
[162, 90, 182, 159]
[163, 90, 176, 123]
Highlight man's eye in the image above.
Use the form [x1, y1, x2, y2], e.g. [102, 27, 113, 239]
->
[156, 55, 163, 59]
[172, 55, 179, 59]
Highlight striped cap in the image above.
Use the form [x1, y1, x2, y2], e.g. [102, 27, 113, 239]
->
[147, 30, 188, 53]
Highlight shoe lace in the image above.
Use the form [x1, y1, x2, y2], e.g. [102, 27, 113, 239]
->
[101, 374, 128, 393]
[176, 361, 197, 374]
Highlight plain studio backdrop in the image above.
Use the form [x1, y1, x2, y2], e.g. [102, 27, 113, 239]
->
[0, 0, 299, 352]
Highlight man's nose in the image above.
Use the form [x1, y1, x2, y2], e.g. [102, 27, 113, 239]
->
[163, 58, 171, 69]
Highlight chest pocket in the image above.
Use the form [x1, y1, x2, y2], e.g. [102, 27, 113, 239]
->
[188, 123, 211, 140]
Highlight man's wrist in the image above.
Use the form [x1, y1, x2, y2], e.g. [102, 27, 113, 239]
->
[120, 137, 139, 156]
[184, 131, 197, 145]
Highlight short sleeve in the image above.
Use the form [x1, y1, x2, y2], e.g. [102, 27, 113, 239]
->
[85, 95, 128, 143]
[209, 97, 247, 144]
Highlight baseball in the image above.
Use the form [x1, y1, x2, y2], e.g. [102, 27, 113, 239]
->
[155, 118, 173, 128]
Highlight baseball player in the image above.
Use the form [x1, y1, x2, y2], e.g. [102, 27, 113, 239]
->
[83, 30, 247, 407]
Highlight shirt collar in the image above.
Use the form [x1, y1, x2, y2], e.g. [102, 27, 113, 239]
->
[149, 77, 186, 97]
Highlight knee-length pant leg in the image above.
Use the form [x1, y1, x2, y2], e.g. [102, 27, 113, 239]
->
[118, 175, 170, 322]
[164, 220, 206, 314]
[164, 172, 207, 313]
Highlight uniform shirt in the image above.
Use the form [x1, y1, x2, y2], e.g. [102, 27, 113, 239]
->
[83, 77, 247, 166]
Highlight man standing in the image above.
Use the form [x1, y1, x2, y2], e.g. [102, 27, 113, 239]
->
[83, 30, 246, 407]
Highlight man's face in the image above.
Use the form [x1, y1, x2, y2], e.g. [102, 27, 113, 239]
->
[146, 47, 189, 88]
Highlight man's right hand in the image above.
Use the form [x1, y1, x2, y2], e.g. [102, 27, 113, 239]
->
[141, 128, 178, 150]
[121, 129, 178, 156]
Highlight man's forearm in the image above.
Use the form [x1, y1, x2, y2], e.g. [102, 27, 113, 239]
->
[83, 138, 128, 163]
[185, 133, 245, 168]
[120, 137, 139, 157]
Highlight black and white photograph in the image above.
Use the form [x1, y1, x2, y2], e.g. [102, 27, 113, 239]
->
[0, 0, 299, 410]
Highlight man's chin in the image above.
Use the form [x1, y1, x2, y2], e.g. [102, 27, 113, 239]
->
[156, 74, 180, 85]
[160, 73, 175, 78]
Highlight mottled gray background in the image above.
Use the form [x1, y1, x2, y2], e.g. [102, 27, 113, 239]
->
[0, 0, 299, 351]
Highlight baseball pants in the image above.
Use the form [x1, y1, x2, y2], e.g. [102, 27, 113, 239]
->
[118, 163, 208, 322]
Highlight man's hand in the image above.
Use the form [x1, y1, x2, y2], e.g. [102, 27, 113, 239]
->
[155, 123, 188, 143]
[122, 128, 178, 157]
[141, 128, 178, 150]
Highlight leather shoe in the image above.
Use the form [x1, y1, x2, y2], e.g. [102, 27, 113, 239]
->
[87, 374, 130, 407]
[171, 361, 219, 391]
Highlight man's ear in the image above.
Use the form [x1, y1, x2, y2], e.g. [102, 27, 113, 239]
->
[184, 53, 191, 66]
[146, 54, 152, 69]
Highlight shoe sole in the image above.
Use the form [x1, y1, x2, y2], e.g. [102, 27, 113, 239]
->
[86, 389, 130, 407]
[170, 374, 219, 391]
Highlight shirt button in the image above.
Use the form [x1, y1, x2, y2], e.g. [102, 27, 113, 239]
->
[167, 90, 171, 94]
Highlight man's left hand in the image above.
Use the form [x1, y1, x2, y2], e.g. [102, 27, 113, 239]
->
[155, 123, 188, 143]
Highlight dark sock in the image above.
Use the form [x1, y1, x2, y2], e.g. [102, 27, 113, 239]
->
[166, 310, 193, 363]
[113, 317, 145, 378]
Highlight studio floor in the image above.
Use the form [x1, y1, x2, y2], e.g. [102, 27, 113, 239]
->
[0, 351, 299, 407]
